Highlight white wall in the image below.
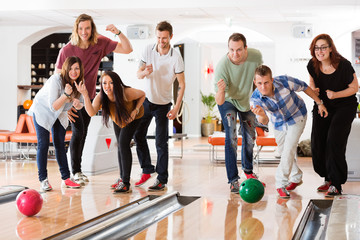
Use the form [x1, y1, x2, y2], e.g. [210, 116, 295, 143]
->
[182, 39, 202, 137]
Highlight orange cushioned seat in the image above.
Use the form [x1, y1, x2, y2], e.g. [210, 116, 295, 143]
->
[255, 127, 277, 146]
[0, 131, 13, 160]
[25, 115, 72, 142]
[9, 114, 73, 160]
[208, 135, 242, 146]
[254, 127, 278, 165]
[208, 132, 242, 162]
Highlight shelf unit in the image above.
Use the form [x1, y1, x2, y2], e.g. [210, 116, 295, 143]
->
[28, 33, 114, 97]
[96, 53, 114, 93]
[29, 33, 71, 99]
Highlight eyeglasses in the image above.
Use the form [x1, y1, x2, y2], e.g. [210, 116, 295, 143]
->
[314, 46, 329, 52]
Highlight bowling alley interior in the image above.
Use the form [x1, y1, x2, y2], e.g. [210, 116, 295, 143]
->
[2, 1, 360, 239]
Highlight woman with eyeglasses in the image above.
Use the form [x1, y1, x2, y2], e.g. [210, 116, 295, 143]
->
[307, 34, 359, 197]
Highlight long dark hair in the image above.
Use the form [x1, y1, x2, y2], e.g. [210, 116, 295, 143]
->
[309, 34, 344, 76]
[60, 56, 84, 98]
[100, 71, 131, 127]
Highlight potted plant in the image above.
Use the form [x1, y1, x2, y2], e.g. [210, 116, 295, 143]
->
[201, 92, 217, 136]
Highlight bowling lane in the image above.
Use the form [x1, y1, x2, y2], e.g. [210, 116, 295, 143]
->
[132, 194, 307, 239]
[0, 161, 152, 239]
[1, 137, 360, 239]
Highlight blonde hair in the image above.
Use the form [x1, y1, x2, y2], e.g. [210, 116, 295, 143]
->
[70, 14, 99, 46]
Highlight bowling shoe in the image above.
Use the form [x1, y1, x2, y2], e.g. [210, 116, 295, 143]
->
[135, 173, 152, 187]
[113, 182, 132, 193]
[285, 180, 303, 191]
[148, 179, 166, 191]
[80, 172, 89, 182]
[62, 178, 81, 189]
[110, 178, 122, 189]
[317, 181, 331, 192]
[74, 172, 85, 186]
[244, 172, 266, 187]
[230, 180, 240, 194]
[277, 187, 290, 198]
[40, 178, 52, 191]
[325, 185, 341, 198]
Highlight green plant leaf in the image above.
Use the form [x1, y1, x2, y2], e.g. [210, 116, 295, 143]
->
[201, 91, 217, 122]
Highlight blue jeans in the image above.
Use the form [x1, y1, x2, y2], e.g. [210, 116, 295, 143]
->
[33, 115, 71, 181]
[134, 98, 171, 184]
[113, 119, 141, 185]
[218, 101, 256, 183]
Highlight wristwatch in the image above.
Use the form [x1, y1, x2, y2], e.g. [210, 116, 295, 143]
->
[316, 100, 323, 106]
[64, 92, 71, 99]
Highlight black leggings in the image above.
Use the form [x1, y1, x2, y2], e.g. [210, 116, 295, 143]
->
[70, 108, 91, 174]
[311, 103, 357, 191]
[113, 119, 141, 184]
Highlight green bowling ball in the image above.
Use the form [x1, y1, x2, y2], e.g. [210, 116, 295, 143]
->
[239, 178, 264, 203]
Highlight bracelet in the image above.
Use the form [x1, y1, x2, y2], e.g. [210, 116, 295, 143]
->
[64, 92, 71, 99]
[316, 100, 323, 106]
[116, 30, 121, 36]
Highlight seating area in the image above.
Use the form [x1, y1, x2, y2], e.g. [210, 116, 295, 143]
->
[2, 114, 277, 165]
[208, 127, 278, 163]
[0, 114, 72, 161]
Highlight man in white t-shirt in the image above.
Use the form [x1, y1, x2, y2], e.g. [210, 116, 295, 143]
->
[134, 21, 185, 191]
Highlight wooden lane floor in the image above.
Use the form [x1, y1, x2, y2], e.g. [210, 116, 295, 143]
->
[0, 137, 360, 239]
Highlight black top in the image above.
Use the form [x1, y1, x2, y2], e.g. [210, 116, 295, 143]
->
[307, 58, 357, 109]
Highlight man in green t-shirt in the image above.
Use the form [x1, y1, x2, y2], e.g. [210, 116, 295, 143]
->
[214, 33, 264, 194]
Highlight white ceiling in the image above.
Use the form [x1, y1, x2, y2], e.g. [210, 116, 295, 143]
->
[1, 0, 360, 27]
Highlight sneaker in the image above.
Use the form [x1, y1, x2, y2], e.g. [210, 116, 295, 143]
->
[286, 180, 303, 191]
[74, 172, 85, 186]
[135, 173, 152, 187]
[62, 178, 81, 189]
[230, 180, 240, 194]
[110, 178, 122, 189]
[148, 179, 166, 191]
[277, 187, 290, 198]
[317, 181, 331, 192]
[80, 172, 89, 182]
[325, 185, 341, 198]
[244, 172, 266, 187]
[113, 182, 132, 193]
[40, 178, 52, 191]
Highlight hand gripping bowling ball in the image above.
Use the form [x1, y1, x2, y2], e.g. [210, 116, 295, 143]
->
[16, 189, 43, 217]
[239, 178, 264, 203]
